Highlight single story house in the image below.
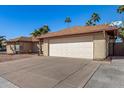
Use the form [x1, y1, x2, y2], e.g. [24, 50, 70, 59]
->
[6, 36, 39, 54]
[38, 25, 118, 60]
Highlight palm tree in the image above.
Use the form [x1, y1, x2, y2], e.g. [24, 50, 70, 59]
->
[65, 17, 71, 28]
[85, 13, 101, 26]
[42, 25, 50, 34]
[91, 13, 101, 26]
[86, 20, 93, 26]
[30, 29, 40, 37]
[30, 25, 50, 37]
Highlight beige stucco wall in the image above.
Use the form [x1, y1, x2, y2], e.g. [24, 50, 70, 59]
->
[6, 44, 16, 54]
[93, 32, 107, 60]
[106, 34, 110, 57]
[6, 42, 39, 54]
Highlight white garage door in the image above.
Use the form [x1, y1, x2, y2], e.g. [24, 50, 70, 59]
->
[49, 36, 93, 59]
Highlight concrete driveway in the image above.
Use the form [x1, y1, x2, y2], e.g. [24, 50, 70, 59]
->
[0, 56, 99, 88]
[85, 57, 124, 88]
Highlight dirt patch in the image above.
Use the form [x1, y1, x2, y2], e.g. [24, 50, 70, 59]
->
[0, 54, 36, 63]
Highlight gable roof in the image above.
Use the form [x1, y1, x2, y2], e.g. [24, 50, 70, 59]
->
[38, 24, 118, 39]
[7, 36, 39, 43]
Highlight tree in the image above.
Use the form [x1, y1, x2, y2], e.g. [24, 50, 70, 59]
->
[86, 13, 101, 26]
[119, 27, 124, 36]
[117, 6, 124, 40]
[118, 27, 124, 41]
[86, 20, 93, 26]
[30, 29, 40, 37]
[117, 5, 124, 23]
[65, 17, 71, 28]
[30, 25, 50, 37]
[0, 36, 6, 48]
[117, 5, 124, 14]
[91, 13, 101, 26]
[42, 25, 50, 34]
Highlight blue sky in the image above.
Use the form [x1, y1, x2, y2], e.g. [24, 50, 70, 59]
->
[0, 5, 121, 39]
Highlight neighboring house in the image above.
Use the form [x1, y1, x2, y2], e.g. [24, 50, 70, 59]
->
[38, 25, 118, 60]
[6, 36, 39, 54]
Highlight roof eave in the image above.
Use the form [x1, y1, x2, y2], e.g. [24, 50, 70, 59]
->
[37, 28, 118, 39]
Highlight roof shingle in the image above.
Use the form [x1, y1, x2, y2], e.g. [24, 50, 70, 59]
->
[7, 36, 39, 43]
[38, 24, 118, 39]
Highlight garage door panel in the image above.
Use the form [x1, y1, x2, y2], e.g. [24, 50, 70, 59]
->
[49, 36, 93, 59]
